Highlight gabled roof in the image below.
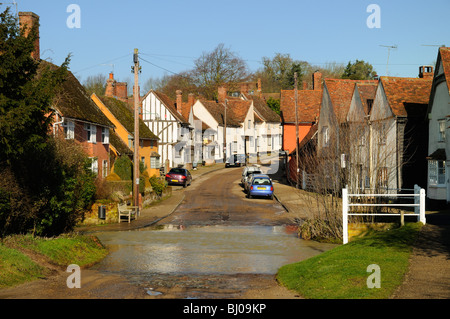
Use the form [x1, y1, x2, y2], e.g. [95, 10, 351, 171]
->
[380, 76, 432, 117]
[243, 94, 281, 123]
[356, 82, 378, 115]
[439, 47, 450, 94]
[280, 89, 322, 123]
[97, 95, 158, 140]
[148, 90, 189, 124]
[225, 99, 252, 124]
[324, 79, 378, 123]
[41, 61, 113, 128]
[198, 100, 241, 127]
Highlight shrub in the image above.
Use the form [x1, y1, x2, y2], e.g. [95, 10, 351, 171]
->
[149, 175, 167, 197]
[113, 155, 133, 180]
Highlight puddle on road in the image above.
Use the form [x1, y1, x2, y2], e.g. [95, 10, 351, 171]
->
[93, 225, 337, 276]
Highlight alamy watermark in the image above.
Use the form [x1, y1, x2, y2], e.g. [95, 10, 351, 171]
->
[366, 4, 381, 29]
[367, 264, 381, 288]
[66, 264, 81, 288]
[66, 4, 81, 29]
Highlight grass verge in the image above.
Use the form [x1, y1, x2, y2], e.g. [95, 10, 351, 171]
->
[277, 222, 423, 299]
[0, 234, 108, 289]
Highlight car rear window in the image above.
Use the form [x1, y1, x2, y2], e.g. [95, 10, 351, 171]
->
[252, 178, 271, 185]
[170, 168, 185, 174]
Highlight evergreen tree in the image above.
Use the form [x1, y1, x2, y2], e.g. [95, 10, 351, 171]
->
[341, 60, 377, 80]
[0, 9, 95, 237]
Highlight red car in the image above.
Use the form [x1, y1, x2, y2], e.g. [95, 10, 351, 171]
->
[165, 168, 192, 188]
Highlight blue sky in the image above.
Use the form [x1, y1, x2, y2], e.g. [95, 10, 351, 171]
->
[4, 0, 449, 90]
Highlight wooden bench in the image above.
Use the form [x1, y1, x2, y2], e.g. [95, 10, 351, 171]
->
[118, 203, 137, 223]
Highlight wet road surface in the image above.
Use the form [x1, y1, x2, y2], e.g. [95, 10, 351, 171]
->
[164, 166, 290, 226]
[91, 166, 337, 298]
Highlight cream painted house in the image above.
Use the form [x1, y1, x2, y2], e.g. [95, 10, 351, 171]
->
[140, 90, 191, 171]
[427, 47, 450, 202]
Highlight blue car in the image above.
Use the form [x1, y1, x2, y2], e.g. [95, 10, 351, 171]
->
[246, 174, 274, 200]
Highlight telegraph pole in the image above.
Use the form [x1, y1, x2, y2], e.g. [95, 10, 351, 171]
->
[294, 72, 299, 189]
[223, 99, 227, 164]
[133, 48, 140, 215]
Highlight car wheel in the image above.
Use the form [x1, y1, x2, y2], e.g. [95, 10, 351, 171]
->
[183, 182, 187, 188]
[270, 194, 273, 200]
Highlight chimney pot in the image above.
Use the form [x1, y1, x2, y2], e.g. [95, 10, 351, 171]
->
[419, 66, 434, 79]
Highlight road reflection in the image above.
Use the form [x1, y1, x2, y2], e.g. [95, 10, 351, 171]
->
[93, 225, 337, 276]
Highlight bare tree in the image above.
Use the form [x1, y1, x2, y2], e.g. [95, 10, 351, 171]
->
[191, 43, 250, 100]
[83, 73, 107, 96]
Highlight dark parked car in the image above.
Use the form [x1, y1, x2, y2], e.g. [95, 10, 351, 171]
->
[165, 168, 192, 188]
[225, 154, 245, 167]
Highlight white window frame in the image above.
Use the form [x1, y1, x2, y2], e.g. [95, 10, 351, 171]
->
[438, 119, 446, 142]
[84, 124, 97, 144]
[428, 160, 446, 186]
[101, 127, 109, 144]
[63, 120, 75, 140]
[90, 157, 98, 175]
[151, 156, 160, 169]
[102, 159, 108, 178]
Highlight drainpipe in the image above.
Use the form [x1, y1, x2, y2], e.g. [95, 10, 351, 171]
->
[53, 111, 64, 136]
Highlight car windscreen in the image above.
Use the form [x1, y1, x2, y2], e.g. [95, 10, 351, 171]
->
[247, 170, 261, 176]
[252, 178, 271, 185]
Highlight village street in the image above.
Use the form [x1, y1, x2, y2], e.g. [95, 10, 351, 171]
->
[0, 160, 339, 299]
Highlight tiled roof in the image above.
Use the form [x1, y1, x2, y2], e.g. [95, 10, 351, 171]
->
[244, 94, 281, 123]
[151, 90, 189, 124]
[380, 76, 432, 117]
[225, 99, 252, 124]
[199, 100, 241, 127]
[280, 89, 322, 123]
[41, 61, 113, 128]
[356, 82, 378, 115]
[439, 47, 450, 95]
[98, 96, 158, 140]
[325, 79, 378, 123]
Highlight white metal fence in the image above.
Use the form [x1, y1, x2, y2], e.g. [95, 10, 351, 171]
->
[342, 184, 426, 244]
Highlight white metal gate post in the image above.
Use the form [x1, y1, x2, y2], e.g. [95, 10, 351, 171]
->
[420, 188, 426, 224]
[414, 184, 427, 225]
[342, 188, 348, 244]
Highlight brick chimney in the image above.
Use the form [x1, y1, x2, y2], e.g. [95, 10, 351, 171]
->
[240, 83, 249, 94]
[419, 66, 433, 79]
[312, 71, 322, 90]
[105, 73, 115, 97]
[218, 86, 227, 103]
[188, 93, 195, 107]
[115, 82, 128, 102]
[18, 12, 40, 61]
[257, 78, 262, 97]
[176, 90, 183, 114]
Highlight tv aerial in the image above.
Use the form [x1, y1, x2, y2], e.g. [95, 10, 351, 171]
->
[380, 45, 397, 76]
